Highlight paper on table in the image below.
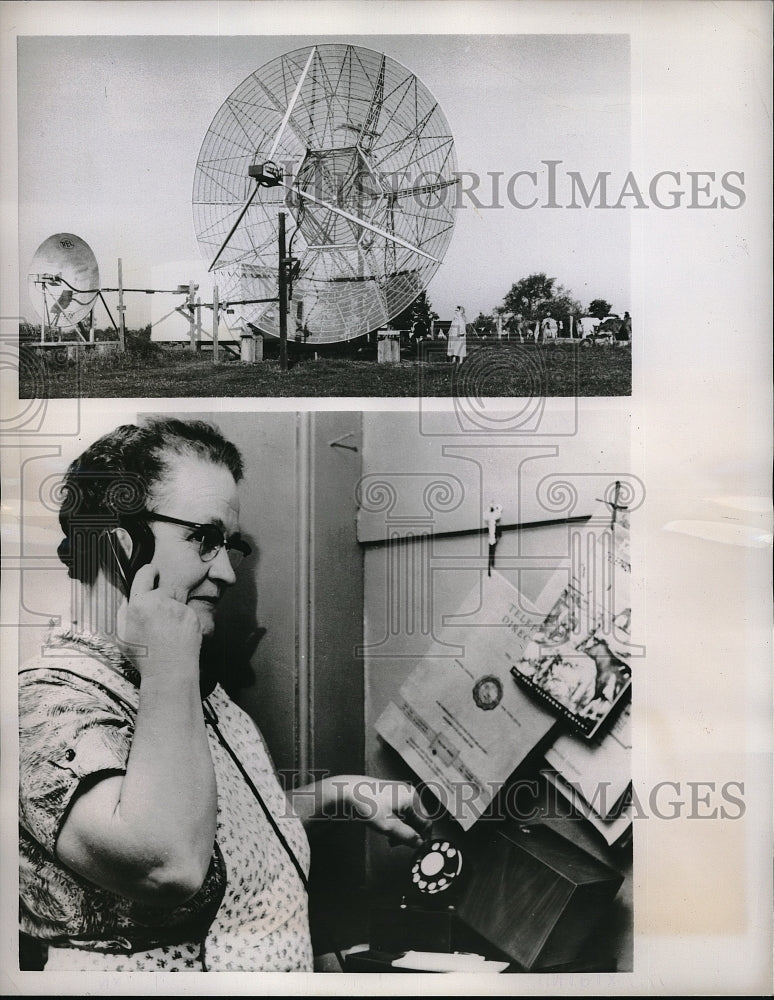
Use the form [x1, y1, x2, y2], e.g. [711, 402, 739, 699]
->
[545, 702, 631, 818]
[392, 951, 509, 972]
[543, 769, 633, 849]
[375, 571, 557, 830]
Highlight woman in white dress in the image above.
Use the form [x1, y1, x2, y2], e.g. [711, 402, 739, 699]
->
[446, 305, 468, 365]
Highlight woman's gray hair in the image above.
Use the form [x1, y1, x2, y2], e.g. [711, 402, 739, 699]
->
[56, 418, 244, 584]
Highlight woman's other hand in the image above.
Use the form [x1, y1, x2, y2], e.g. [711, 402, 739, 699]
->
[350, 778, 433, 848]
[291, 775, 433, 847]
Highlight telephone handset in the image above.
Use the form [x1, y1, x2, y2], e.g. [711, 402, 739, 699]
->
[101, 521, 156, 596]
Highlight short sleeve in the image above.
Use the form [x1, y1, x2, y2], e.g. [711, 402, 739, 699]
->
[19, 670, 134, 856]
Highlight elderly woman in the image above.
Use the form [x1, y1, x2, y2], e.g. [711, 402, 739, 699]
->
[18, 417, 429, 972]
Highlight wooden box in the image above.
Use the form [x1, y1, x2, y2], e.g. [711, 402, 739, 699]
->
[455, 823, 624, 970]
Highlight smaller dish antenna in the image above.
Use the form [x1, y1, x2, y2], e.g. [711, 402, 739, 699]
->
[27, 233, 100, 331]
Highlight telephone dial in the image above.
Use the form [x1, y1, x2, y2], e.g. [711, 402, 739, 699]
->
[408, 838, 465, 899]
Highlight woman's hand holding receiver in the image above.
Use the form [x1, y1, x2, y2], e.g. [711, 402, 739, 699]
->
[56, 562, 217, 906]
[117, 563, 203, 679]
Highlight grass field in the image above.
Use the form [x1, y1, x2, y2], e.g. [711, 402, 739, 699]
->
[19, 339, 631, 399]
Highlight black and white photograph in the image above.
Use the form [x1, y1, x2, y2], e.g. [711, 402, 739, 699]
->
[1, 1, 771, 996]
[15, 31, 633, 398]
[12, 406, 635, 975]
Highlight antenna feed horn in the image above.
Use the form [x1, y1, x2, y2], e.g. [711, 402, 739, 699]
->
[249, 161, 282, 187]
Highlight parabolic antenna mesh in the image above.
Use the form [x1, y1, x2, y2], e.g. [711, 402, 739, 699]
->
[192, 44, 458, 344]
[27, 233, 100, 331]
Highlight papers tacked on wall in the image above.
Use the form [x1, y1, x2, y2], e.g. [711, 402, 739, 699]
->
[375, 571, 558, 830]
[375, 499, 634, 832]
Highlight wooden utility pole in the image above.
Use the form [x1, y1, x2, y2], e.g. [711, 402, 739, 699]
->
[212, 283, 219, 364]
[117, 258, 126, 352]
[195, 295, 202, 351]
[187, 281, 196, 348]
[278, 211, 288, 371]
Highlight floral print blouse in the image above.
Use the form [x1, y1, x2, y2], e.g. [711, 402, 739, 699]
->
[19, 629, 313, 972]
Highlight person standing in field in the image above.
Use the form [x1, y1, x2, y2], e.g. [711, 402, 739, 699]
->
[447, 305, 468, 366]
[541, 316, 558, 343]
[618, 311, 632, 342]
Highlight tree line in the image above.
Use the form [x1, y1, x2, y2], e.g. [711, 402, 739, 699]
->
[472, 274, 619, 338]
[392, 274, 620, 339]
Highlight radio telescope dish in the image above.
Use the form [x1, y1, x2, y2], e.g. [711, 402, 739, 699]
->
[193, 44, 458, 345]
[27, 233, 100, 331]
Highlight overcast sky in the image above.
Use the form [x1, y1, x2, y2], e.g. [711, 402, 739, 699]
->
[18, 33, 630, 330]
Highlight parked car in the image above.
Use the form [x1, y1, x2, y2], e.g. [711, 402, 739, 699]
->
[577, 315, 601, 340]
[578, 314, 618, 347]
[597, 314, 622, 335]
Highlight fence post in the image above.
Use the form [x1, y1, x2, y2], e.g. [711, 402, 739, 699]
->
[117, 258, 126, 352]
[194, 295, 202, 351]
[279, 211, 288, 371]
[187, 281, 196, 348]
[212, 283, 219, 364]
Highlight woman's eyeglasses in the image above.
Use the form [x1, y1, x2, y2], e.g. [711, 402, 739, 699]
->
[145, 512, 251, 567]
